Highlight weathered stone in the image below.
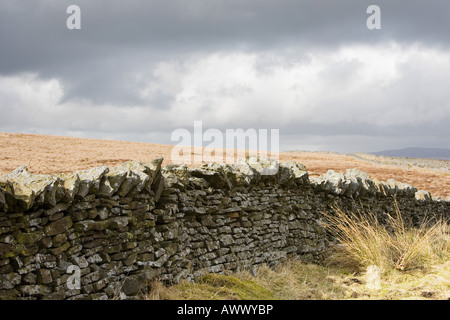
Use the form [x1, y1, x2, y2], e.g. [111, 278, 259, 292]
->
[121, 161, 152, 192]
[76, 166, 109, 197]
[81, 271, 101, 286]
[18, 285, 51, 296]
[52, 234, 67, 247]
[37, 269, 53, 284]
[0, 289, 20, 299]
[189, 166, 230, 189]
[219, 234, 234, 246]
[49, 242, 71, 255]
[109, 217, 132, 229]
[112, 251, 129, 261]
[247, 156, 280, 176]
[123, 253, 137, 266]
[0, 166, 61, 210]
[70, 210, 88, 222]
[44, 216, 73, 236]
[45, 203, 69, 217]
[382, 179, 417, 197]
[230, 160, 260, 186]
[162, 164, 189, 188]
[55, 172, 80, 202]
[415, 190, 431, 201]
[0, 273, 21, 289]
[38, 237, 53, 249]
[16, 231, 45, 245]
[121, 268, 159, 296]
[22, 272, 37, 285]
[0, 186, 5, 211]
[0, 243, 12, 258]
[279, 161, 309, 185]
[86, 254, 103, 264]
[98, 166, 129, 197]
[73, 220, 96, 232]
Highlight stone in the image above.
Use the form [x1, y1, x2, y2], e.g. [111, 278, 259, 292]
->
[23, 273, 37, 285]
[73, 220, 97, 232]
[52, 234, 67, 247]
[37, 269, 53, 284]
[415, 190, 431, 201]
[75, 166, 109, 197]
[0, 166, 61, 210]
[70, 210, 88, 222]
[123, 253, 137, 266]
[247, 156, 280, 176]
[49, 242, 71, 255]
[312, 170, 346, 195]
[0, 289, 20, 299]
[0, 186, 5, 211]
[44, 216, 73, 236]
[72, 256, 89, 268]
[162, 164, 189, 188]
[0, 273, 21, 289]
[189, 166, 230, 189]
[278, 161, 308, 185]
[45, 203, 69, 217]
[230, 160, 260, 186]
[55, 172, 80, 202]
[384, 179, 417, 197]
[219, 234, 234, 246]
[98, 167, 129, 197]
[109, 217, 131, 229]
[16, 231, 45, 245]
[18, 285, 51, 296]
[81, 271, 101, 286]
[146, 157, 164, 181]
[121, 161, 153, 192]
[0, 243, 12, 258]
[39, 237, 53, 249]
[121, 268, 160, 296]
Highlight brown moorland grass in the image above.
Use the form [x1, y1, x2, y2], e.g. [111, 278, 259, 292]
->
[0, 132, 449, 198]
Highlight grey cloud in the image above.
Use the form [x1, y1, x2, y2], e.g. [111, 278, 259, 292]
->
[0, 0, 449, 153]
[2, 0, 450, 72]
[1, 0, 449, 106]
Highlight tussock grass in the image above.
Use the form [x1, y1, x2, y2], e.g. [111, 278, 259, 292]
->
[322, 204, 449, 274]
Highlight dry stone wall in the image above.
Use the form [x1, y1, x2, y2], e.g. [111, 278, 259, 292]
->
[0, 157, 448, 300]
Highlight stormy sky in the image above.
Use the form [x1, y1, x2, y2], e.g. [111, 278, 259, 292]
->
[0, 0, 449, 153]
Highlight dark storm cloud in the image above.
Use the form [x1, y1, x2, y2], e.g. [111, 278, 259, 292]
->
[0, 0, 448, 105]
[0, 0, 449, 153]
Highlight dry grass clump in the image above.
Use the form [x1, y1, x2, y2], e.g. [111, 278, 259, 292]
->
[322, 204, 449, 274]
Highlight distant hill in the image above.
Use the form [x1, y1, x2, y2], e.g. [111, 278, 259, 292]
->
[372, 147, 450, 160]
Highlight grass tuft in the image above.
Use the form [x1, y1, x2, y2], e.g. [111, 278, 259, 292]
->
[322, 204, 449, 274]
